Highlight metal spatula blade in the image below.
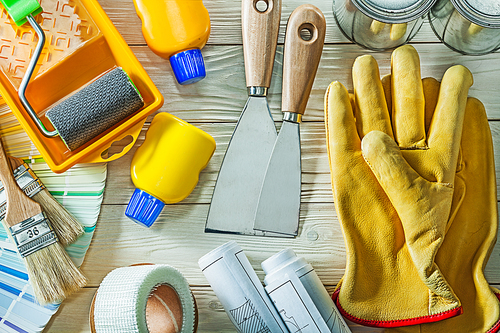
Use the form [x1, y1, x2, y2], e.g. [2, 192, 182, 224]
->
[253, 4, 326, 237]
[254, 120, 301, 235]
[205, 96, 277, 235]
[205, 0, 284, 236]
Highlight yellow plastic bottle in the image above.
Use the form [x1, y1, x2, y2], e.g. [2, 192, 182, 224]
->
[132, 0, 211, 85]
[125, 113, 216, 227]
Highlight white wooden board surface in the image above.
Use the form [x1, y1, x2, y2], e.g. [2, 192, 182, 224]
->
[44, 0, 500, 332]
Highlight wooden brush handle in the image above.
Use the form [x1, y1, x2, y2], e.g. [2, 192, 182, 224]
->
[282, 5, 326, 115]
[242, 0, 281, 88]
[0, 138, 41, 227]
[8, 156, 24, 170]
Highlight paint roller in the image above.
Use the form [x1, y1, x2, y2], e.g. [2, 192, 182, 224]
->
[4, 0, 144, 151]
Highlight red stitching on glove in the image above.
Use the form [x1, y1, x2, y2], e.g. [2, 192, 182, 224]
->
[331, 288, 463, 328]
[486, 293, 500, 333]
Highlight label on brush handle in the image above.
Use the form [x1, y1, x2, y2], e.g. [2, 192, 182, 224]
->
[10, 212, 58, 257]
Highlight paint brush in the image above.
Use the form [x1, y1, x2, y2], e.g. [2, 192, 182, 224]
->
[0, 135, 86, 304]
[6, 157, 83, 245]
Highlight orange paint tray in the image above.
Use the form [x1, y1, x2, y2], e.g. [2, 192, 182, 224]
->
[0, 0, 163, 173]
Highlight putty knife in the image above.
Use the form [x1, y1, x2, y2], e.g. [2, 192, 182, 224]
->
[205, 0, 282, 235]
[254, 5, 326, 235]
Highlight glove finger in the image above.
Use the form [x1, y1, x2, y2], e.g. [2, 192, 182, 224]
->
[391, 45, 426, 148]
[427, 65, 472, 183]
[422, 77, 440, 134]
[348, 93, 356, 114]
[385, 75, 437, 130]
[362, 130, 458, 307]
[325, 81, 360, 158]
[352, 55, 393, 140]
[381, 74, 392, 115]
[361, 130, 422, 200]
[422, 77, 465, 181]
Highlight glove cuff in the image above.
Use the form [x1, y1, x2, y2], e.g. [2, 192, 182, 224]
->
[487, 293, 500, 333]
[331, 288, 463, 328]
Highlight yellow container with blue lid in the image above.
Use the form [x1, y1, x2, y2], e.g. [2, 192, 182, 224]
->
[126, 113, 215, 227]
[132, 0, 210, 85]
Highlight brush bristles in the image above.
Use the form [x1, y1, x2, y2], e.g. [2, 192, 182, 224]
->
[24, 242, 87, 305]
[32, 189, 83, 245]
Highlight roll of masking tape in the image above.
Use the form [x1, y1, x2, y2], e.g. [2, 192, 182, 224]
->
[91, 264, 197, 333]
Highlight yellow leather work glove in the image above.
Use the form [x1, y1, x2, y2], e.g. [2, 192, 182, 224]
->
[324, 45, 472, 327]
[383, 78, 500, 333]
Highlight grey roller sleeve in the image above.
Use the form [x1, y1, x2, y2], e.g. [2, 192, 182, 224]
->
[46, 68, 144, 151]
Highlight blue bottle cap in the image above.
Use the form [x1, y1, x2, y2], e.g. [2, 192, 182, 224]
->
[169, 48, 206, 85]
[125, 189, 165, 228]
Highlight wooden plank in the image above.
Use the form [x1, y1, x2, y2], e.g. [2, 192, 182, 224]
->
[80, 202, 500, 288]
[45, 284, 500, 332]
[80, 202, 347, 287]
[130, 44, 500, 122]
[40, 1, 500, 331]
[103, 122, 500, 205]
[98, 0, 442, 45]
[44, 286, 384, 332]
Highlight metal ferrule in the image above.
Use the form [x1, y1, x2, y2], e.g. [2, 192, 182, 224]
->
[282, 112, 302, 123]
[248, 87, 268, 97]
[0, 163, 45, 220]
[10, 212, 58, 257]
[13, 163, 45, 197]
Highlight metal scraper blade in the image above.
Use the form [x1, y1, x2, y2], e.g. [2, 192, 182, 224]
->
[206, 96, 293, 237]
[254, 120, 301, 236]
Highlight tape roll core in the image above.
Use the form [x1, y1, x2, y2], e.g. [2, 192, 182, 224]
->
[146, 284, 183, 333]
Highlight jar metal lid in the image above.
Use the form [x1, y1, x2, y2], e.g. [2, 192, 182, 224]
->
[351, 0, 437, 23]
[451, 0, 500, 28]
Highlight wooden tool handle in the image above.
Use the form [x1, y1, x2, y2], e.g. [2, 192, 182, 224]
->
[0, 137, 41, 227]
[282, 5, 326, 115]
[242, 0, 282, 88]
[8, 156, 24, 170]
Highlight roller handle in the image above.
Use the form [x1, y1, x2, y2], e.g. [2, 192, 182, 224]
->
[0, 135, 41, 227]
[282, 5, 325, 115]
[242, 0, 282, 88]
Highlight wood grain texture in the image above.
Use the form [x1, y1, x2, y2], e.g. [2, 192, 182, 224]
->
[101, 122, 500, 205]
[45, 0, 500, 331]
[74, 200, 500, 287]
[282, 4, 326, 115]
[49, 286, 432, 332]
[242, 0, 282, 87]
[98, 0, 444, 45]
[129, 44, 500, 122]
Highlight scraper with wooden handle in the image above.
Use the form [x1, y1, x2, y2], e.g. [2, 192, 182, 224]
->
[205, 0, 282, 235]
[254, 4, 326, 235]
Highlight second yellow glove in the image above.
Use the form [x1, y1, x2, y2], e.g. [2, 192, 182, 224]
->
[325, 45, 472, 326]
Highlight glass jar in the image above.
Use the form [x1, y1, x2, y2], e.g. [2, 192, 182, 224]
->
[334, 0, 436, 50]
[429, 0, 500, 55]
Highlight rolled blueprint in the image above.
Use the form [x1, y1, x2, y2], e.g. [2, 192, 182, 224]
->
[262, 249, 351, 333]
[198, 241, 288, 333]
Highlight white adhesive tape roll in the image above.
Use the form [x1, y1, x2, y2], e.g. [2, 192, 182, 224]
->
[92, 264, 197, 333]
